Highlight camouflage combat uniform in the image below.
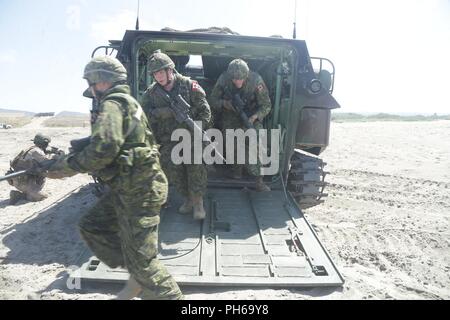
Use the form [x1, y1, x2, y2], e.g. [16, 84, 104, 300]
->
[210, 69, 272, 177]
[141, 73, 211, 198]
[48, 56, 182, 300]
[9, 143, 52, 202]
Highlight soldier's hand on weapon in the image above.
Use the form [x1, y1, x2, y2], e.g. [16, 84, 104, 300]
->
[223, 99, 234, 111]
[70, 136, 91, 154]
[152, 107, 174, 119]
[49, 146, 65, 157]
[249, 114, 259, 124]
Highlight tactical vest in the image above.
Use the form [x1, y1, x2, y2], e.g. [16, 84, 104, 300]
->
[11, 146, 37, 170]
[225, 72, 259, 112]
[94, 89, 160, 182]
[146, 74, 197, 143]
[174, 74, 192, 102]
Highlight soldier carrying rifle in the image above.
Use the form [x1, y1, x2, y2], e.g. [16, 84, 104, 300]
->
[209, 58, 272, 192]
[4, 133, 63, 205]
[141, 50, 212, 220]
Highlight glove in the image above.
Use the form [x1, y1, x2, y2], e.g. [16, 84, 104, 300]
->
[46, 156, 78, 179]
[249, 114, 259, 124]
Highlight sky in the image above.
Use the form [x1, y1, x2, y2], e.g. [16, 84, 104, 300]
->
[0, 0, 449, 115]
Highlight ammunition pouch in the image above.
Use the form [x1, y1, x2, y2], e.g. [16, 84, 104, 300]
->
[98, 144, 159, 185]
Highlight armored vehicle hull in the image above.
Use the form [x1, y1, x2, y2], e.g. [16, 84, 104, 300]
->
[72, 28, 343, 288]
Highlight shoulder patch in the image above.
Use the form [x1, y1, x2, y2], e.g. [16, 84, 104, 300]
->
[191, 81, 205, 95]
[257, 83, 266, 92]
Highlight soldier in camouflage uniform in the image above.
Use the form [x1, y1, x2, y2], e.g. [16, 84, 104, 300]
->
[7, 134, 55, 204]
[209, 58, 271, 192]
[141, 51, 211, 220]
[47, 56, 183, 300]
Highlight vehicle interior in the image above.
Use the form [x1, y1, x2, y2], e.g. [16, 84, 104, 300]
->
[135, 39, 300, 187]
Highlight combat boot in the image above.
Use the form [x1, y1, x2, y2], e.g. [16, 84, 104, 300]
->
[255, 177, 271, 192]
[178, 197, 193, 214]
[192, 195, 206, 220]
[9, 190, 25, 205]
[26, 191, 48, 202]
[114, 276, 142, 300]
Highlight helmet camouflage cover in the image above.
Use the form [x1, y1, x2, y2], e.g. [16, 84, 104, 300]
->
[83, 56, 127, 85]
[33, 133, 51, 146]
[227, 58, 249, 80]
[147, 51, 175, 74]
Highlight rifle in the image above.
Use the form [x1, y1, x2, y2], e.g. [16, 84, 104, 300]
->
[1, 136, 90, 183]
[225, 91, 255, 129]
[153, 85, 226, 163]
[46, 146, 65, 156]
[0, 159, 56, 183]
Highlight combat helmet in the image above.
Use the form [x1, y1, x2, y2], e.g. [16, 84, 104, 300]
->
[33, 133, 51, 148]
[147, 50, 175, 74]
[227, 59, 249, 80]
[83, 56, 127, 85]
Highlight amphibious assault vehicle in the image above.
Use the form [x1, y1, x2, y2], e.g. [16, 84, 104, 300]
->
[73, 28, 343, 288]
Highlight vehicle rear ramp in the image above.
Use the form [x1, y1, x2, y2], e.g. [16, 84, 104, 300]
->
[72, 187, 344, 287]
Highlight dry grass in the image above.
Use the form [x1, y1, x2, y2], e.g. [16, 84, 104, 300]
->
[43, 116, 90, 127]
[0, 115, 33, 128]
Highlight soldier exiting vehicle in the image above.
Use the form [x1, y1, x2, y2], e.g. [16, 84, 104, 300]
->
[7, 134, 57, 204]
[46, 56, 183, 300]
[210, 58, 272, 192]
[141, 51, 212, 220]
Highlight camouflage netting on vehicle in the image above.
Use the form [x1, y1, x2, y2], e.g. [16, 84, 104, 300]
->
[161, 27, 240, 35]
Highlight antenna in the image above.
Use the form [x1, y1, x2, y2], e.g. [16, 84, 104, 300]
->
[135, 0, 140, 30]
[293, 0, 297, 39]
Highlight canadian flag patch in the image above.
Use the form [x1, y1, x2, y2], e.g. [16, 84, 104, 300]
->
[257, 84, 265, 92]
[192, 81, 205, 94]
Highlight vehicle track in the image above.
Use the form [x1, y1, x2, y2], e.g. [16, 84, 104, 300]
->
[327, 169, 450, 209]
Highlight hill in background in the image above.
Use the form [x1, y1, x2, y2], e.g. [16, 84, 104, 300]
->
[0, 108, 35, 117]
[56, 111, 89, 117]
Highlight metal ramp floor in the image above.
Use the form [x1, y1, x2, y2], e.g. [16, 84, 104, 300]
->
[71, 187, 344, 287]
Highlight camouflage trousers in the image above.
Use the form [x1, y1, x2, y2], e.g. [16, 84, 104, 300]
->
[79, 173, 183, 300]
[159, 142, 207, 197]
[222, 111, 263, 177]
[11, 175, 47, 201]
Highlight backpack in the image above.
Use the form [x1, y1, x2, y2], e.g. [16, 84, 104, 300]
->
[10, 146, 36, 170]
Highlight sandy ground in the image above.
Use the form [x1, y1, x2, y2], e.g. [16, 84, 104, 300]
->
[0, 118, 449, 300]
